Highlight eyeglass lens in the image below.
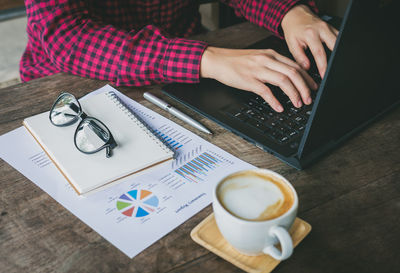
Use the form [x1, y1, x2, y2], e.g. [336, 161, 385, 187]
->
[75, 118, 110, 153]
[50, 93, 80, 125]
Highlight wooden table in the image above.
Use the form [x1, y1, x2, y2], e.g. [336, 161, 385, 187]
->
[1, 22, 399, 273]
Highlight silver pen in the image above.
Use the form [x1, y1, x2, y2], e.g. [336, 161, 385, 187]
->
[143, 92, 212, 135]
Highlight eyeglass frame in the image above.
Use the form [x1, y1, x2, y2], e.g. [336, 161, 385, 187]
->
[49, 92, 117, 158]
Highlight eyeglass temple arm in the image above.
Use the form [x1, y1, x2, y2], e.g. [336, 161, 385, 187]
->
[87, 122, 109, 143]
[50, 102, 81, 118]
[69, 103, 80, 113]
[106, 146, 112, 158]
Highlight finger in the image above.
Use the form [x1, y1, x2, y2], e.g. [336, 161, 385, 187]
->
[259, 67, 303, 108]
[271, 53, 318, 92]
[329, 25, 339, 36]
[264, 57, 312, 105]
[320, 25, 338, 51]
[249, 81, 284, 112]
[286, 39, 310, 70]
[306, 34, 327, 78]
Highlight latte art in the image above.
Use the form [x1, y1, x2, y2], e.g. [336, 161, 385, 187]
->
[217, 171, 294, 221]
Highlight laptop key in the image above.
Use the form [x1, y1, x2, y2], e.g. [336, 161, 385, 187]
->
[264, 119, 279, 128]
[285, 111, 294, 118]
[262, 101, 271, 107]
[224, 106, 245, 117]
[245, 109, 256, 117]
[234, 112, 248, 122]
[296, 124, 306, 131]
[263, 110, 275, 118]
[246, 101, 256, 108]
[248, 119, 269, 132]
[277, 126, 287, 133]
[284, 120, 297, 128]
[254, 114, 266, 123]
[294, 116, 304, 123]
[277, 116, 287, 123]
[290, 107, 300, 113]
[279, 135, 289, 143]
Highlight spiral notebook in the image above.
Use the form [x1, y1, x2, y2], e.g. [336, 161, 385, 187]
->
[23, 90, 175, 196]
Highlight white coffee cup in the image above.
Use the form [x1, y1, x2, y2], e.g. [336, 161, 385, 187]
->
[212, 168, 298, 260]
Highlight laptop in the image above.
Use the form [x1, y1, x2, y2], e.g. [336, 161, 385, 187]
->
[162, 0, 400, 169]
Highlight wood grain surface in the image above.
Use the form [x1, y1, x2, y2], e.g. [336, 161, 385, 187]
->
[0, 0, 25, 12]
[0, 22, 399, 273]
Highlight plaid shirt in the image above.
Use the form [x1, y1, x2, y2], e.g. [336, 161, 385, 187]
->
[20, 0, 316, 86]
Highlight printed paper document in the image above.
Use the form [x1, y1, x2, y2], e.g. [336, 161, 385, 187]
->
[0, 85, 255, 258]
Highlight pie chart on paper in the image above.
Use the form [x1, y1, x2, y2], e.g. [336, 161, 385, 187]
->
[116, 189, 159, 218]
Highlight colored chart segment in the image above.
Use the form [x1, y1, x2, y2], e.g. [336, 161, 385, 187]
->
[175, 152, 221, 183]
[140, 190, 152, 200]
[116, 189, 159, 218]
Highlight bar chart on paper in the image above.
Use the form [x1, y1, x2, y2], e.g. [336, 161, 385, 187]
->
[154, 125, 192, 151]
[174, 152, 221, 183]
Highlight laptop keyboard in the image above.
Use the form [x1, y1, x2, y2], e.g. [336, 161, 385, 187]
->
[222, 47, 323, 147]
[224, 85, 318, 146]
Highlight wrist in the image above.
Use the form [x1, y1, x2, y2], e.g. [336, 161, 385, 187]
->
[281, 4, 312, 33]
[200, 46, 221, 79]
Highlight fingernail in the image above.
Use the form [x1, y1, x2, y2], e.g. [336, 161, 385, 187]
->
[302, 62, 308, 69]
[277, 105, 284, 112]
[306, 97, 312, 105]
[297, 100, 303, 108]
[313, 82, 318, 90]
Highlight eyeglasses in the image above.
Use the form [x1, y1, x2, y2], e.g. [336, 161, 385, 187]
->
[49, 92, 117, 158]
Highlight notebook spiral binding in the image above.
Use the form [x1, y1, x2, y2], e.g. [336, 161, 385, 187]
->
[105, 91, 176, 158]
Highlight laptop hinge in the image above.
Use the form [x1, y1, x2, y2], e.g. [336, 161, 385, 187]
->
[297, 140, 336, 163]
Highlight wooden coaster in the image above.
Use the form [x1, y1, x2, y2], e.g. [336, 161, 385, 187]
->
[190, 214, 311, 273]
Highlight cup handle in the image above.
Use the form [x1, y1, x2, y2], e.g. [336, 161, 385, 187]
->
[263, 226, 293, 260]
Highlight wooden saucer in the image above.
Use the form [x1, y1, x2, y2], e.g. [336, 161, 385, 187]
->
[190, 214, 311, 273]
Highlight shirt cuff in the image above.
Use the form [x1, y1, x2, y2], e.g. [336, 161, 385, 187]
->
[267, 0, 319, 39]
[162, 38, 208, 84]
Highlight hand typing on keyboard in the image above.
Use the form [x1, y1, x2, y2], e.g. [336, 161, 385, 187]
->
[224, 94, 314, 145]
[281, 5, 339, 79]
[200, 4, 337, 113]
[200, 47, 318, 113]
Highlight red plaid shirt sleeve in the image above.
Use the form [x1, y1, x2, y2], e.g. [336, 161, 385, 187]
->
[21, 0, 317, 86]
[221, 0, 318, 38]
[22, 0, 207, 86]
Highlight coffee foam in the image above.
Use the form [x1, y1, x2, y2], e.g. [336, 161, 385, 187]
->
[217, 171, 294, 221]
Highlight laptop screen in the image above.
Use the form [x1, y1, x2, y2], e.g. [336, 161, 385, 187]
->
[298, 0, 400, 158]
